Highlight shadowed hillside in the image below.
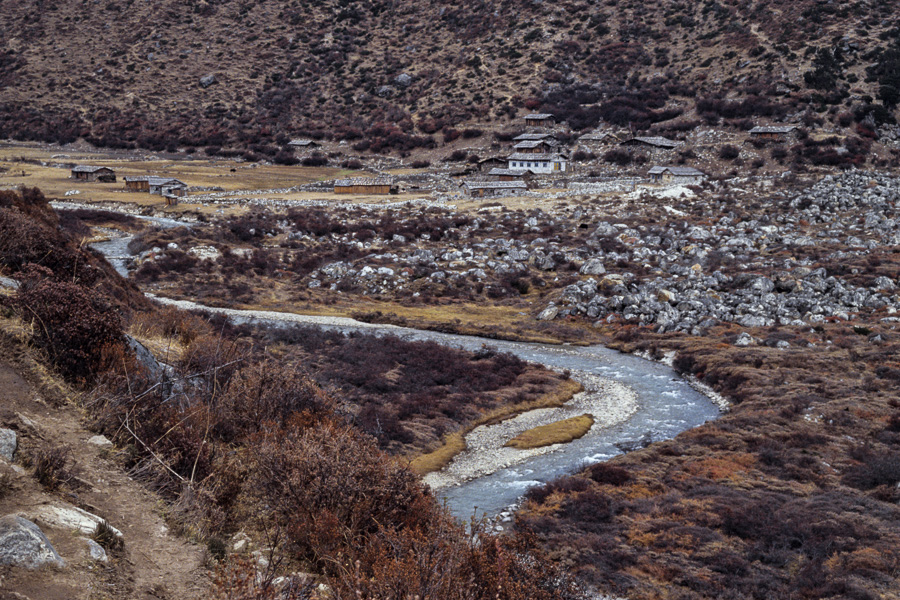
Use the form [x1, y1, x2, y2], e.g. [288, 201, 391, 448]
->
[0, 0, 898, 153]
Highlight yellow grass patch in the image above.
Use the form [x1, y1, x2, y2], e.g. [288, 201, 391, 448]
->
[504, 414, 595, 450]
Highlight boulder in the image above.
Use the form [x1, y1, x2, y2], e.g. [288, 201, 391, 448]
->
[579, 258, 606, 276]
[0, 516, 65, 568]
[537, 306, 559, 321]
[0, 429, 16, 462]
[657, 289, 676, 304]
[734, 332, 754, 347]
[199, 74, 217, 88]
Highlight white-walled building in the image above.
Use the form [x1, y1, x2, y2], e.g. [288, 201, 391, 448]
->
[507, 153, 567, 174]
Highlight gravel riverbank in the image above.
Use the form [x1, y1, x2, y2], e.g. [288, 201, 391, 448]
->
[423, 373, 638, 490]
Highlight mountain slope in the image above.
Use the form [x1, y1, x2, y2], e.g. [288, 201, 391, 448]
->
[0, 0, 898, 152]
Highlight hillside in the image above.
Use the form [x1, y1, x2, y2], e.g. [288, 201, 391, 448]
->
[1, 0, 899, 154]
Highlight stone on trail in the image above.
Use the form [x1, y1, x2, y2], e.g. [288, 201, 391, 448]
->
[0, 515, 65, 568]
[0, 428, 16, 462]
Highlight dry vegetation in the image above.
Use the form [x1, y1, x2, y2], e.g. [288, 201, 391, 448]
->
[516, 322, 900, 600]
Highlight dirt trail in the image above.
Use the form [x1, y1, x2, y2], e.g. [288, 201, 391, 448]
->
[0, 326, 208, 600]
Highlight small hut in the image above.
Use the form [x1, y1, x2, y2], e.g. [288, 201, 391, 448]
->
[488, 168, 535, 185]
[288, 139, 321, 150]
[148, 177, 188, 195]
[463, 181, 528, 197]
[748, 125, 799, 141]
[478, 156, 508, 172]
[620, 136, 681, 150]
[124, 176, 150, 192]
[648, 166, 706, 185]
[334, 177, 393, 194]
[524, 113, 556, 127]
[512, 140, 553, 154]
[71, 166, 116, 182]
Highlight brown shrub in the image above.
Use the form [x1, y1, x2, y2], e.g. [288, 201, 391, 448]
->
[30, 443, 81, 491]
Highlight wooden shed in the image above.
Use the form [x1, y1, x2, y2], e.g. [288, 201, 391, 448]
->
[478, 156, 508, 172]
[334, 177, 393, 195]
[288, 139, 321, 150]
[124, 176, 150, 192]
[524, 113, 556, 127]
[71, 165, 116, 182]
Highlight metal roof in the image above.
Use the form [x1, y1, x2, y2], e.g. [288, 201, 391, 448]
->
[463, 181, 527, 190]
[288, 139, 319, 146]
[578, 131, 619, 142]
[648, 166, 705, 176]
[513, 140, 550, 149]
[749, 125, 798, 134]
[334, 177, 393, 186]
[506, 153, 567, 161]
[513, 133, 554, 141]
[71, 165, 113, 173]
[624, 136, 681, 148]
[488, 168, 532, 176]
[524, 113, 555, 120]
[148, 177, 187, 186]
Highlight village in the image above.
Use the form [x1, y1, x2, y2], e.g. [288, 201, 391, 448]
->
[59, 113, 810, 209]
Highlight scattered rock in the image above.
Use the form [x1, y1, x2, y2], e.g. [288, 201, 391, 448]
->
[199, 74, 217, 88]
[83, 538, 108, 562]
[0, 515, 65, 569]
[87, 435, 112, 447]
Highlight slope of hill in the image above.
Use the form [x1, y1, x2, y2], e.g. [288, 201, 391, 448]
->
[0, 0, 898, 153]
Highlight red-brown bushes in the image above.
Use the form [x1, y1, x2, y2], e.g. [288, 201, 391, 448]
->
[15, 271, 125, 382]
[248, 419, 431, 567]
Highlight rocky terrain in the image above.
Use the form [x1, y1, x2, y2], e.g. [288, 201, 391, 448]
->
[127, 171, 900, 346]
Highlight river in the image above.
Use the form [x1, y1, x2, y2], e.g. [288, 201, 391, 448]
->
[66, 204, 723, 522]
